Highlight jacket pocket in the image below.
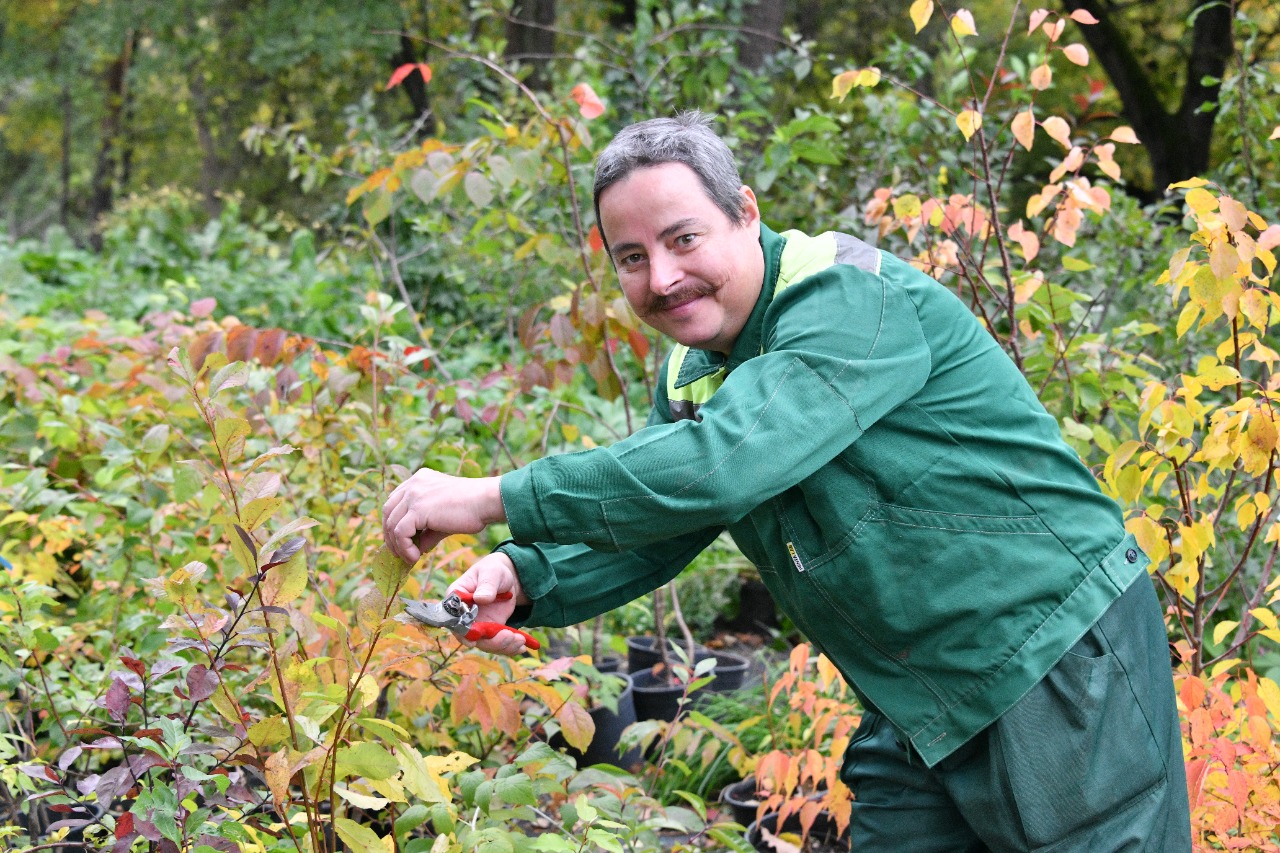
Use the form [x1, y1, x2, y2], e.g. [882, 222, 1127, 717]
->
[994, 634, 1166, 846]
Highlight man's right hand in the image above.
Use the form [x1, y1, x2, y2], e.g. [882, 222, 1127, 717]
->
[448, 551, 532, 656]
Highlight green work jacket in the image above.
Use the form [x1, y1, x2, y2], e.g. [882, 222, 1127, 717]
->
[497, 223, 1148, 767]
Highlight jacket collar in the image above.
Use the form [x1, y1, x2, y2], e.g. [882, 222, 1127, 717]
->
[672, 222, 786, 389]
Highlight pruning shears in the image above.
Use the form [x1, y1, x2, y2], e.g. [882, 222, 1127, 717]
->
[402, 590, 540, 650]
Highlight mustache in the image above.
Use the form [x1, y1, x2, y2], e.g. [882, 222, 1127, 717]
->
[647, 281, 717, 313]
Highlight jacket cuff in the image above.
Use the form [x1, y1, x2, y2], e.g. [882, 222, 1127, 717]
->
[499, 467, 553, 543]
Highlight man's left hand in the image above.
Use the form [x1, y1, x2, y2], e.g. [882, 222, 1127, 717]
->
[382, 469, 506, 563]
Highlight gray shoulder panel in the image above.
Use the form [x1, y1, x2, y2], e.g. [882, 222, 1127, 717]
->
[833, 232, 881, 274]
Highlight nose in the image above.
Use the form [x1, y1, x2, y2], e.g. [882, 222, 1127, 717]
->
[648, 249, 683, 294]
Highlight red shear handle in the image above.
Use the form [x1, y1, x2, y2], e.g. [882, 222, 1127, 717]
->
[464, 621, 540, 651]
[452, 590, 513, 605]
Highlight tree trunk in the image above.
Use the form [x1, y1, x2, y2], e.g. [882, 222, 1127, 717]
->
[87, 30, 136, 247]
[1061, 0, 1233, 193]
[504, 0, 556, 89]
[738, 0, 787, 70]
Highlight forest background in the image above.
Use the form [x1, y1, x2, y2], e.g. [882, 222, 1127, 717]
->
[3, 0, 1280, 850]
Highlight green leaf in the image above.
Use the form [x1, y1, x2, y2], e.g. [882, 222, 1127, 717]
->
[174, 464, 204, 503]
[371, 546, 412, 599]
[394, 804, 431, 837]
[141, 424, 170, 454]
[209, 362, 249, 397]
[1062, 256, 1095, 272]
[337, 741, 399, 781]
[363, 190, 392, 227]
[493, 774, 537, 807]
[334, 817, 385, 853]
[240, 497, 285, 532]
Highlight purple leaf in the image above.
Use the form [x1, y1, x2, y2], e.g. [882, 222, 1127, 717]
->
[186, 664, 219, 702]
[113, 669, 144, 691]
[18, 763, 59, 783]
[151, 658, 185, 679]
[57, 746, 83, 770]
[83, 736, 124, 749]
[102, 677, 131, 723]
[234, 525, 258, 562]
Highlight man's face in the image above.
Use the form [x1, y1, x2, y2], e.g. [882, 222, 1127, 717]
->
[599, 162, 764, 355]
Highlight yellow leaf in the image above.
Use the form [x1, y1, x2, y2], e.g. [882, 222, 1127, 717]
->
[892, 193, 923, 219]
[1030, 63, 1053, 90]
[1213, 620, 1240, 646]
[1168, 176, 1209, 190]
[858, 67, 883, 87]
[1012, 109, 1035, 151]
[1110, 126, 1140, 144]
[1041, 116, 1072, 148]
[951, 9, 977, 37]
[1209, 658, 1241, 678]
[560, 423, 580, 442]
[1197, 364, 1240, 390]
[1250, 607, 1279, 631]
[956, 109, 983, 141]
[909, 0, 934, 33]
[1259, 677, 1280, 722]
[1185, 187, 1218, 215]
[352, 673, 379, 710]
[1240, 289, 1269, 331]
[831, 70, 859, 101]
[1271, 125, 1280, 141]
[1062, 43, 1089, 66]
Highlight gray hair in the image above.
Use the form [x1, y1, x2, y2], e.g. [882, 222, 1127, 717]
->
[592, 111, 747, 244]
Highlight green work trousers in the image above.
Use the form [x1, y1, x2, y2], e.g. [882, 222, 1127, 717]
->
[840, 576, 1192, 852]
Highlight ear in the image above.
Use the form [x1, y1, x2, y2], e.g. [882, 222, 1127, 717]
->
[738, 185, 760, 226]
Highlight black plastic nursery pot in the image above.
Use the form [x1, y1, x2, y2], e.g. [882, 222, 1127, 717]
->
[628, 666, 688, 722]
[549, 672, 642, 769]
[720, 777, 763, 827]
[746, 810, 849, 853]
[624, 637, 751, 692]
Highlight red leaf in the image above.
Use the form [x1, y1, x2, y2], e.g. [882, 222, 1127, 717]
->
[120, 655, 146, 680]
[571, 83, 606, 119]
[386, 62, 431, 90]
[116, 811, 136, 840]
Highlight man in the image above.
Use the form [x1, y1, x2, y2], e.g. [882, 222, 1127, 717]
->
[382, 112, 1191, 851]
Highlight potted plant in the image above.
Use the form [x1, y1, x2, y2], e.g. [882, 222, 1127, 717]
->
[729, 644, 859, 848]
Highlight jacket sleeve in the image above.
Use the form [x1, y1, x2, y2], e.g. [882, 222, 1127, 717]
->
[496, 527, 724, 628]
[499, 263, 932, 552]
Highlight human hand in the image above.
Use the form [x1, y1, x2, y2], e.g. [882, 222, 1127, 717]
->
[448, 551, 533, 655]
[382, 469, 506, 563]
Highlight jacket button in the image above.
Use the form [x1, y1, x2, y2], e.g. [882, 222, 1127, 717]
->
[1125, 548, 1139, 563]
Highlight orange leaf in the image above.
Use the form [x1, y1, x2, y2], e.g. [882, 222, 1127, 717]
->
[1011, 109, 1035, 150]
[571, 83, 606, 120]
[1043, 19, 1065, 41]
[1030, 63, 1052, 91]
[1062, 43, 1089, 66]
[587, 224, 604, 253]
[1110, 126, 1139, 144]
[386, 63, 431, 90]
[1028, 8, 1050, 34]
[1069, 9, 1099, 24]
[1257, 225, 1280, 252]
[1042, 116, 1072, 149]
